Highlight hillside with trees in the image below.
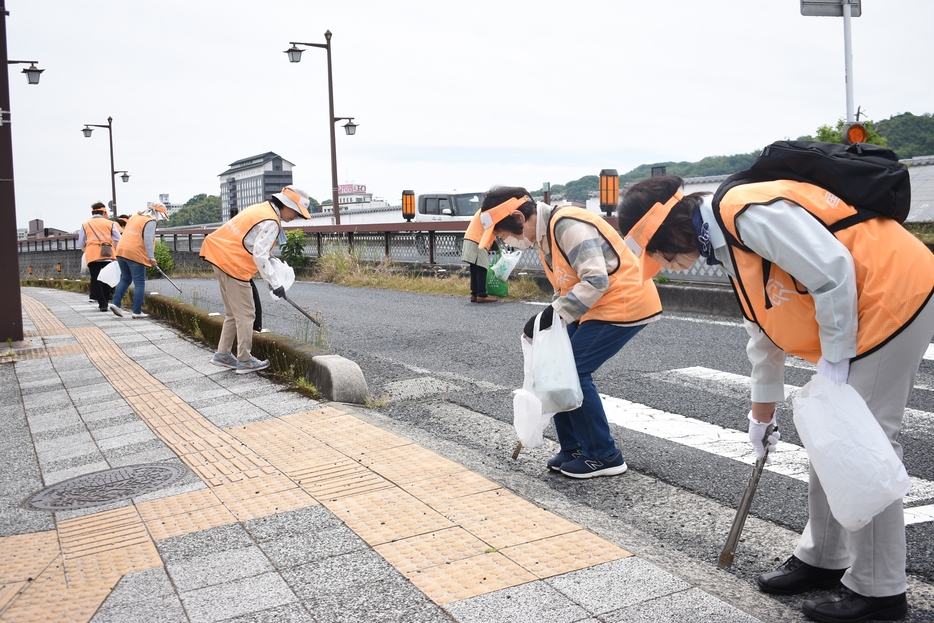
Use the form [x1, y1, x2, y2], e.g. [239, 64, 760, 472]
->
[164, 194, 221, 227]
[544, 111, 934, 203]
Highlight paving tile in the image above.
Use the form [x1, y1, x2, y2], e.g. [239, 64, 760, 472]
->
[95, 428, 160, 451]
[545, 558, 690, 616]
[180, 571, 298, 623]
[156, 522, 255, 563]
[259, 524, 368, 569]
[309, 574, 452, 623]
[602, 587, 762, 623]
[216, 602, 314, 623]
[281, 548, 402, 601]
[443, 580, 589, 623]
[241, 505, 341, 542]
[166, 545, 274, 592]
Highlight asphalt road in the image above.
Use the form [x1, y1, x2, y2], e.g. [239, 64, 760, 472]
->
[152, 276, 934, 622]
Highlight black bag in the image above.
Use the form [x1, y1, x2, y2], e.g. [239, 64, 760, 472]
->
[712, 140, 911, 224]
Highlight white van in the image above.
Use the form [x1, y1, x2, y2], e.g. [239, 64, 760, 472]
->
[412, 191, 485, 222]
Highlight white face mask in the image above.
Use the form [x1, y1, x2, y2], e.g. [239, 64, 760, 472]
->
[501, 234, 533, 249]
[652, 251, 698, 272]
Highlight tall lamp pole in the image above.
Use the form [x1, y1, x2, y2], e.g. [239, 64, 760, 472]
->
[0, 0, 44, 343]
[82, 117, 130, 218]
[285, 31, 357, 225]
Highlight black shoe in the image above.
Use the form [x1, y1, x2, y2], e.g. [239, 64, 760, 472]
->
[803, 584, 907, 622]
[757, 555, 847, 595]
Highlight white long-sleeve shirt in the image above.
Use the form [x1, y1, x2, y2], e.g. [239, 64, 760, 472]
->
[699, 197, 858, 402]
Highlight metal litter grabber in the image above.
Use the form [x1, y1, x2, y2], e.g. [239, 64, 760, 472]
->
[718, 422, 777, 569]
[281, 294, 322, 327]
[156, 266, 182, 293]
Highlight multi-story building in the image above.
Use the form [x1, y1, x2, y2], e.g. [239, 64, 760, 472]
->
[218, 152, 294, 220]
[157, 194, 185, 216]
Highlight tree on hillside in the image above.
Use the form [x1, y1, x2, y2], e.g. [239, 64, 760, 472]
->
[874, 112, 934, 159]
[164, 194, 221, 227]
[618, 152, 759, 185]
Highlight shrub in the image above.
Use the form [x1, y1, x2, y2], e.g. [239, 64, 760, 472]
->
[148, 240, 175, 278]
[280, 230, 307, 270]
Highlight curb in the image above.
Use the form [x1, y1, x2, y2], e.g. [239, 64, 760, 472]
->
[656, 282, 741, 318]
[20, 279, 369, 404]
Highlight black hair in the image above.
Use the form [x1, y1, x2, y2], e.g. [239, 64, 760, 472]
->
[617, 175, 709, 257]
[479, 186, 536, 236]
[269, 195, 284, 210]
[91, 201, 106, 212]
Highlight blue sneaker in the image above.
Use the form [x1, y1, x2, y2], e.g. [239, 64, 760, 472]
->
[210, 352, 238, 369]
[546, 449, 582, 472]
[560, 451, 628, 479]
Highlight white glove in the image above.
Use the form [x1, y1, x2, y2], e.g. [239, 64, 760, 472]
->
[817, 357, 849, 386]
[748, 411, 780, 463]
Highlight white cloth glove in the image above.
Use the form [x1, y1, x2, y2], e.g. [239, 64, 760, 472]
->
[748, 411, 780, 463]
[817, 357, 849, 386]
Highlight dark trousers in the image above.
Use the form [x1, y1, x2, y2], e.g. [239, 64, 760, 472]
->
[469, 263, 488, 298]
[250, 280, 262, 332]
[88, 260, 114, 310]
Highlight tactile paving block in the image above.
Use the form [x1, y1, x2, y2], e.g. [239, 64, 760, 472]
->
[374, 527, 492, 574]
[136, 487, 239, 541]
[323, 487, 454, 546]
[0, 531, 60, 583]
[219, 487, 316, 521]
[352, 443, 465, 484]
[57, 506, 152, 561]
[398, 470, 502, 504]
[432, 489, 580, 550]
[403, 551, 537, 606]
[500, 529, 631, 578]
[291, 461, 394, 501]
[21, 296, 71, 337]
[0, 556, 113, 623]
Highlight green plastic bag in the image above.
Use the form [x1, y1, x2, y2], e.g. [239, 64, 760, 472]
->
[486, 253, 508, 297]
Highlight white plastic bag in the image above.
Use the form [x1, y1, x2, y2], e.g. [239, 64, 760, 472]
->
[268, 258, 295, 300]
[531, 313, 583, 414]
[513, 337, 550, 448]
[79, 252, 89, 277]
[491, 249, 522, 281]
[793, 374, 911, 532]
[98, 260, 121, 287]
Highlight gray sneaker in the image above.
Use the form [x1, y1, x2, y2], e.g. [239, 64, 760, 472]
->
[108, 303, 124, 317]
[210, 352, 238, 369]
[236, 356, 269, 374]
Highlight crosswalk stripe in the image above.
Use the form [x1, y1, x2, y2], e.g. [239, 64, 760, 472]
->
[925, 344, 934, 361]
[618, 366, 934, 524]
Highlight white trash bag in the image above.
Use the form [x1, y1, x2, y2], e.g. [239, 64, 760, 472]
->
[491, 249, 522, 281]
[793, 374, 911, 532]
[79, 252, 89, 277]
[268, 257, 295, 300]
[513, 337, 550, 448]
[531, 313, 583, 415]
[98, 260, 121, 287]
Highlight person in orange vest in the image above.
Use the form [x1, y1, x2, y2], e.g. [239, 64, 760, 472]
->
[478, 186, 662, 478]
[618, 174, 934, 623]
[77, 201, 122, 311]
[109, 202, 168, 319]
[461, 209, 500, 303]
[199, 186, 311, 374]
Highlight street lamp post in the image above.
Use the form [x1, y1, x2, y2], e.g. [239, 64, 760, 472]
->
[285, 31, 357, 225]
[81, 117, 130, 219]
[0, 0, 44, 343]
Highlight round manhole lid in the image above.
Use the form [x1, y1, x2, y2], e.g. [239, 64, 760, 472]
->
[22, 463, 187, 511]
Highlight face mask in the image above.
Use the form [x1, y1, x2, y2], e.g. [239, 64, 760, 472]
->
[501, 234, 533, 249]
[652, 251, 698, 271]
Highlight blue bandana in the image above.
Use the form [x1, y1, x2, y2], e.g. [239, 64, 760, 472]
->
[692, 209, 722, 266]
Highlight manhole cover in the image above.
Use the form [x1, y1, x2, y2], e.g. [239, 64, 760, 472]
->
[22, 463, 187, 511]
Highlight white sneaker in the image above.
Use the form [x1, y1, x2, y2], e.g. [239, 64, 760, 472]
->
[131, 312, 149, 319]
[108, 303, 124, 317]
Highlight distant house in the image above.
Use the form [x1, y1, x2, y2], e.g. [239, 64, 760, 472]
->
[218, 152, 295, 221]
[158, 194, 185, 216]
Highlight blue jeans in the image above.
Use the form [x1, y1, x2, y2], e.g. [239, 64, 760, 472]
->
[113, 257, 147, 314]
[553, 320, 645, 461]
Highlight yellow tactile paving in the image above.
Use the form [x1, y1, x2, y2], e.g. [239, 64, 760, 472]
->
[0, 556, 111, 623]
[404, 551, 538, 605]
[323, 487, 455, 546]
[374, 527, 492, 574]
[353, 443, 466, 484]
[398, 469, 502, 503]
[21, 296, 70, 337]
[137, 488, 238, 541]
[500, 530, 631, 579]
[0, 531, 60, 584]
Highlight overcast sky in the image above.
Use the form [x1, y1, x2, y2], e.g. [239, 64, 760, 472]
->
[7, 0, 933, 232]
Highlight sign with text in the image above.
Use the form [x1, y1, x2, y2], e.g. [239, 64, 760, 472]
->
[338, 184, 367, 195]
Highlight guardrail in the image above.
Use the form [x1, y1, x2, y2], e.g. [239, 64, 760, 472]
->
[18, 219, 731, 284]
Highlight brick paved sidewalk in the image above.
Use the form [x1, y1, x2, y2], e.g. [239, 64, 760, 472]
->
[0, 288, 762, 623]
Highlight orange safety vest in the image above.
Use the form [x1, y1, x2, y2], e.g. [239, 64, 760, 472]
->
[541, 207, 662, 324]
[115, 213, 154, 266]
[464, 210, 484, 246]
[82, 217, 116, 263]
[200, 202, 280, 281]
[716, 180, 934, 362]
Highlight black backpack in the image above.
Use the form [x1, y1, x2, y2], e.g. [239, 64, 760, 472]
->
[712, 140, 911, 226]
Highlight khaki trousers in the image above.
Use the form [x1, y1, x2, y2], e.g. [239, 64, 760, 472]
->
[214, 266, 255, 361]
[795, 294, 934, 597]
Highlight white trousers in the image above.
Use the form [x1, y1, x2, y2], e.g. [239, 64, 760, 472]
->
[795, 294, 934, 597]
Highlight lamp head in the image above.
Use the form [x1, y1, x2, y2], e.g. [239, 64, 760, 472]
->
[343, 119, 358, 136]
[22, 64, 44, 85]
[82, 126, 93, 138]
[285, 45, 303, 63]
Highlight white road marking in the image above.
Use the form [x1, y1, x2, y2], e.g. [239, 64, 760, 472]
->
[665, 314, 744, 328]
[602, 369, 934, 524]
[925, 344, 934, 361]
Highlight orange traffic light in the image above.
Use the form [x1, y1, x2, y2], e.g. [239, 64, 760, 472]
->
[843, 122, 867, 145]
